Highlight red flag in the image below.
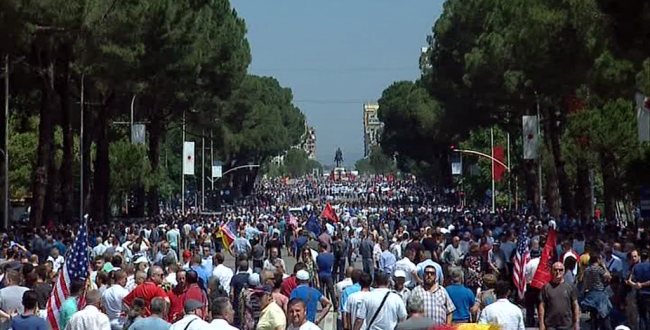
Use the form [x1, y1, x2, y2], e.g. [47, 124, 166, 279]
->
[531, 227, 557, 289]
[320, 202, 339, 223]
[492, 146, 505, 181]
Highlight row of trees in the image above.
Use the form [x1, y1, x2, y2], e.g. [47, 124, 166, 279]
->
[354, 146, 396, 175]
[378, 0, 650, 219]
[263, 148, 322, 178]
[1, 0, 305, 226]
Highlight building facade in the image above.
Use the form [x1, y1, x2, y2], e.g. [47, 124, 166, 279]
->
[303, 125, 316, 160]
[363, 103, 383, 157]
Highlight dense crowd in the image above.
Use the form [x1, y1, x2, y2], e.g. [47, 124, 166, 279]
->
[0, 176, 647, 330]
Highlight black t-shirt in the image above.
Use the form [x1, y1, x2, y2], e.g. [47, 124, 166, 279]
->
[421, 237, 437, 257]
[541, 281, 578, 327]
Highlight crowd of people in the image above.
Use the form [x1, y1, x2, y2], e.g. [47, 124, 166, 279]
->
[0, 176, 646, 330]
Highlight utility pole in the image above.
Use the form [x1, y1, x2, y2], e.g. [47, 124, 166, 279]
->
[201, 129, 205, 210]
[491, 127, 495, 213]
[210, 130, 214, 190]
[507, 132, 511, 210]
[4, 56, 9, 229]
[181, 111, 186, 214]
[536, 94, 543, 212]
[80, 74, 84, 221]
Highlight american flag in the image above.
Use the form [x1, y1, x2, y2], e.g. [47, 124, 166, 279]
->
[47, 216, 89, 330]
[513, 225, 530, 300]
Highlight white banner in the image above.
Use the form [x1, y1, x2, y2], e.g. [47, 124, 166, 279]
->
[212, 161, 222, 178]
[131, 124, 146, 145]
[636, 93, 650, 142]
[451, 154, 462, 175]
[183, 142, 195, 175]
[522, 115, 539, 159]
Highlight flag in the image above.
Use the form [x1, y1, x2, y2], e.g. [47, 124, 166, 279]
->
[451, 153, 462, 175]
[305, 214, 321, 236]
[321, 202, 339, 223]
[492, 146, 505, 181]
[183, 141, 195, 175]
[531, 227, 557, 289]
[218, 221, 236, 253]
[513, 226, 530, 300]
[47, 216, 89, 330]
[522, 115, 539, 159]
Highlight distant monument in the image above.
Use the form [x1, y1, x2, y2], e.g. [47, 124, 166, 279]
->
[334, 148, 344, 167]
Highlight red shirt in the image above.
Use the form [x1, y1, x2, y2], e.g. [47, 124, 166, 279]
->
[168, 286, 187, 322]
[280, 275, 298, 297]
[123, 281, 168, 316]
[185, 284, 208, 319]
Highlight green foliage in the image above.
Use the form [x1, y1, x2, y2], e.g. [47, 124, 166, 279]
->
[109, 139, 153, 199]
[355, 146, 396, 175]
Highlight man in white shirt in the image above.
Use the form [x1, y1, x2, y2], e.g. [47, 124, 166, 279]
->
[65, 290, 111, 330]
[478, 281, 525, 330]
[47, 247, 65, 273]
[354, 272, 407, 330]
[101, 270, 128, 322]
[524, 250, 541, 327]
[212, 253, 233, 293]
[209, 297, 239, 330]
[394, 248, 419, 289]
[345, 273, 372, 330]
[170, 300, 210, 330]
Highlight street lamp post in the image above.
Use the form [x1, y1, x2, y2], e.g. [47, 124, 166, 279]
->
[4, 56, 9, 229]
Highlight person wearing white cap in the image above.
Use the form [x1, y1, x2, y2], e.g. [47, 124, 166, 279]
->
[393, 270, 411, 304]
[289, 270, 332, 325]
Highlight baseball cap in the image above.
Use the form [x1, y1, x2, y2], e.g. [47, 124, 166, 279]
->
[184, 299, 203, 314]
[394, 270, 406, 278]
[252, 284, 274, 296]
[135, 256, 148, 264]
[182, 250, 192, 259]
[296, 269, 310, 281]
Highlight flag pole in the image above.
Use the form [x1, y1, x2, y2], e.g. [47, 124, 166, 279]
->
[182, 110, 185, 214]
[4, 56, 9, 229]
[507, 132, 511, 210]
[491, 127, 495, 213]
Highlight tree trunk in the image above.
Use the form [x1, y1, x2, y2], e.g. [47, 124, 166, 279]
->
[44, 153, 60, 223]
[574, 158, 592, 221]
[544, 158, 561, 218]
[92, 107, 110, 223]
[58, 44, 74, 221]
[548, 108, 574, 216]
[30, 62, 57, 228]
[600, 151, 617, 221]
[147, 116, 161, 216]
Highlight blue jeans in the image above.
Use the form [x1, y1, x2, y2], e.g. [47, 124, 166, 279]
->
[362, 258, 373, 277]
[333, 257, 346, 281]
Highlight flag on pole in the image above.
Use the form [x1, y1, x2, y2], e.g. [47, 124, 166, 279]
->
[305, 214, 321, 236]
[320, 202, 339, 223]
[47, 216, 89, 330]
[522, 115, 539, 159]
[183, 141, 195, 175]
[531, 227, 557, 289]
[493, 146, 505, 181]
[217, 221, 236, 253]
[513, 225, 530, 300]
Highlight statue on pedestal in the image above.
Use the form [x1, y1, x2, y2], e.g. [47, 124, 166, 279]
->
[334, 148, 344, 168]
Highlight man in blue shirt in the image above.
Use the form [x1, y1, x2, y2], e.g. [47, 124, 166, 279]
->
[445, 268, 477, 322]
[317, 242, 335, 308]
[339, 269, 362, 324]
[189, 254, 210, 292]
[290, 270, 332, 325]
[12, 290, 49, 330]
[631, 252, 650, 330]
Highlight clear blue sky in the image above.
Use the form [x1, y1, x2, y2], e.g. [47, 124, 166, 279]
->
[230, 1, 444, 166]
